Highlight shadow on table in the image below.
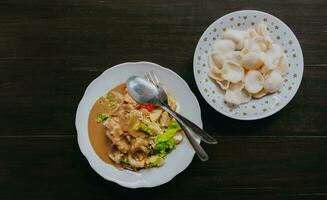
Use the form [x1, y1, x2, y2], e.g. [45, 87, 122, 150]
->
[189, 82, 283, 137]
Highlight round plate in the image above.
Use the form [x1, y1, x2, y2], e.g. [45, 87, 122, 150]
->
[193, 10, 303, 120]
[76, 61, 201, 188]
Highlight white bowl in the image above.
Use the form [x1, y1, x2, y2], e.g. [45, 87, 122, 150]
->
[193, 10, 304, 120]
[75, 61, 202, 188]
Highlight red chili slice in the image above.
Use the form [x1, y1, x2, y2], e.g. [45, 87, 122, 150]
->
[140, 104, 155, 112]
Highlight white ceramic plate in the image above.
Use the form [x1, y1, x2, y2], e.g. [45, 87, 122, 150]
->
[194, 10, 303, 120]
[76, 61, 201, 188]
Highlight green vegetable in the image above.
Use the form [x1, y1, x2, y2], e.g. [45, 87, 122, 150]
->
[108, 101, 117, 110]
[135, 120, 162, 136]
[106, 92, 113, 101]
[135, 122, 155, 135]
[146, 154, 165, 167]
[105, 92, 118, 110]
[96, 113, 108, 123]
[155, 119, 181, 153]
[168, 118, 182, 130]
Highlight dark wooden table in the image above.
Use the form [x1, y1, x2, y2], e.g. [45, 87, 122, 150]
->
[0, 0, 326, 199]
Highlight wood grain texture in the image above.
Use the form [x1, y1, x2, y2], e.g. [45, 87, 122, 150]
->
[0, 136, 326, 200]
[0, 0, 326, 199]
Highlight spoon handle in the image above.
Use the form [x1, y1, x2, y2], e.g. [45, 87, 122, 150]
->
[160, 104, 209, 161]
[171, 111, 217, 144]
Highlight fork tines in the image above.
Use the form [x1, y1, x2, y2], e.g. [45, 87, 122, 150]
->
[145, 70, 160, 87]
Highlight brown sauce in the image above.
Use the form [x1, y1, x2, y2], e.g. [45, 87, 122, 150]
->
[88, 83, 180, 171]
[88, 83, 126, 168]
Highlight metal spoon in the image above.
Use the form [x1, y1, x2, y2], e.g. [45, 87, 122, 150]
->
[145, 70, 217, 144]
[127, 76, 209, 161]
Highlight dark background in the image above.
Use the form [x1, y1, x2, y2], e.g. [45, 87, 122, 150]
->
[0, 0, 326, 199]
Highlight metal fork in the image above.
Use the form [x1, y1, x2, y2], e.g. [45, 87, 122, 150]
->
[145, 71, 210, 161]
[145, 70, 217, 144]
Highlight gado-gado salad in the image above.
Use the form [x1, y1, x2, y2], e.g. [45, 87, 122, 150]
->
[88, 83, 183, 171]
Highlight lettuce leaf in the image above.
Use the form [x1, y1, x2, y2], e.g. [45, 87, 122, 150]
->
[135, 122, 156, 135]
[155, 119, 181, 153]
[146, 154, 165, 167]
[135, 120, 162, 136]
